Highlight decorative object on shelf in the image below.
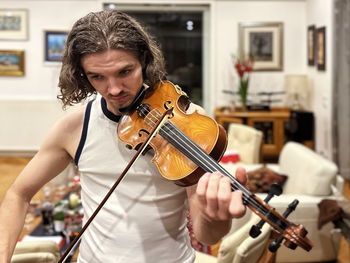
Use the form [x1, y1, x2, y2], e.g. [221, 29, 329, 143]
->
[316, 26, 326, 71]
[0, 49, 25, 76]
[239, 22, 283, 71]
[44, 30, 69, 63]
[307, 25, 316, 66]
[233, 56, 254, 111]
[284, 74, 309, 110]
[0, 9, 28, 40]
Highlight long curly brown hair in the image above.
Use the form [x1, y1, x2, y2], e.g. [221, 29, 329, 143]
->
[58, 10, 166, 107]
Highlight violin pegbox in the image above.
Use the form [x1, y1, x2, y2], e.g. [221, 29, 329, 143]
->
[249, 183, 283, 238]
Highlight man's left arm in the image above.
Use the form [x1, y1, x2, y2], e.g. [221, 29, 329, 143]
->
[186, 168, 247, 245]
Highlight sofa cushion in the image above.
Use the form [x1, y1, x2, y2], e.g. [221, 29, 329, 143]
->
[279, 142, 338, 196]
[247, 166, 288, 193]
[11, 252, 57, 263]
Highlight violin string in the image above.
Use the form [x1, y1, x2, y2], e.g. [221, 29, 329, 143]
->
[160, 121, 267, 214]
[141, 107, 268, 214]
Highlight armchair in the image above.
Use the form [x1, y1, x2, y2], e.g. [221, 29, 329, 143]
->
[222, 142, 345, 262]
[194, 214, 271, 263]
[226, 123, 263, 164]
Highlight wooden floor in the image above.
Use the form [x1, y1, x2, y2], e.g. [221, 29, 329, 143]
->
[1, 157, 350, 262]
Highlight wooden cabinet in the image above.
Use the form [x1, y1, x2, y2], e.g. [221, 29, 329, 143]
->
[215, 107, 291, 160]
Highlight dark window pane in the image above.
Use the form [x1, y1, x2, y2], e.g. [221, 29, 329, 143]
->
[123, 11, 203, 106]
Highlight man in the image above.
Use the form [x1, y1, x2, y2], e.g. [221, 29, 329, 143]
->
[0, 10, 246, 263]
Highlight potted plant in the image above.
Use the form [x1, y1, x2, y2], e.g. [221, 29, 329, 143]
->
[233, 56, 254, 111]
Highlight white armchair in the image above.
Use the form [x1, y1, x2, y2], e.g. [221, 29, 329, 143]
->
[194, 214, 272, 263]
[222, 142, 345, 262]
[226, 123, 263, 164]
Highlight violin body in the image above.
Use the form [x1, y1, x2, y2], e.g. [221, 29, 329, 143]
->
[118, 81, 227, 186]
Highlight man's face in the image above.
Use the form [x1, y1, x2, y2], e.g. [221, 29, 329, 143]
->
[81, 49, 144, 115]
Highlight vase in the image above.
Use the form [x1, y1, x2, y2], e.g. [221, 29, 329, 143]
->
[239, 78, 249, 111]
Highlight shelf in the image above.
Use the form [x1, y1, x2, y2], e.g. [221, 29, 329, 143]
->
[215, 107, 291, 160]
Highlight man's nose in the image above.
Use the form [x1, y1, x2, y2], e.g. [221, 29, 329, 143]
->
[107, 78, 123, 95]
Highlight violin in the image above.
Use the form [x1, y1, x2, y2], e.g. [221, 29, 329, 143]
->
[117, 81, 314, 252]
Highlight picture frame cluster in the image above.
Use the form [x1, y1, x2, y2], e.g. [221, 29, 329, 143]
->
[0, 9, 28, 76]
[0, 8, 68, 77]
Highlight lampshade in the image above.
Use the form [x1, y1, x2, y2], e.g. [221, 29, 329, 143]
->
[284, 74, 309, 110]
[284, 74, 309, 95]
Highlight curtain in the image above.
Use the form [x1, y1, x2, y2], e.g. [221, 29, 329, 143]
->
[333, 0, 350, 180]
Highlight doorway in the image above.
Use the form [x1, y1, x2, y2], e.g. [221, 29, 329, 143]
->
[104, 4, 209, 107]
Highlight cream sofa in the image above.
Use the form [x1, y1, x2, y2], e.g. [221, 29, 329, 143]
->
[220, 142, 345, 263]
[11, 241, 60, 263]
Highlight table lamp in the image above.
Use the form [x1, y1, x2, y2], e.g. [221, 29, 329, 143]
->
[284, 74, 309, 110]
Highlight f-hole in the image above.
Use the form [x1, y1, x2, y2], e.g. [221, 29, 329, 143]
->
[138, 129, 150, 137]
[164, 101, 174, 118]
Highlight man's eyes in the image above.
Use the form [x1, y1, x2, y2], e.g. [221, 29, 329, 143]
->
[120, 69, 131, 76]
[88, 68, 132, 80]
[90, 74, 103, 80]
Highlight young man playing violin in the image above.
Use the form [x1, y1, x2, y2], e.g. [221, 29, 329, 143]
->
[0, 10, 246, 263]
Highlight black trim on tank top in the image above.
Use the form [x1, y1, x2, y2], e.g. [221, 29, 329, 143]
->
[101, 97, 121, 123]
[74, 100, 93, 165]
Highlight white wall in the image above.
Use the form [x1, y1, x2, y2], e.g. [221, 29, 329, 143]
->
[0, 0, 100, 155]
[0, 0, 335, 159]
[305, 0, 334, 159]
[213, 0, 307, 109]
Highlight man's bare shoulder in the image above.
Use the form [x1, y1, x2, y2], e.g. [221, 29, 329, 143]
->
[43, 105, 87, 158]
[50, 105, 86, 136]
[58, 106, 86, 132]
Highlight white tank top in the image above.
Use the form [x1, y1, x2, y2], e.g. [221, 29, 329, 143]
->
[75, 95, 195, 263]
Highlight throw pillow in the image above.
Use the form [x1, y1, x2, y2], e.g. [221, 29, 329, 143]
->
[247, 167, 288, 193]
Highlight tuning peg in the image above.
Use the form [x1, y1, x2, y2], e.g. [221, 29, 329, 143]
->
[249, 184, 283, 238]
[249, 219, 265, 238]
[269, 236, 284, 252]
[268, 199, 300, 252]
[264, 183, 283, 203]
[283, 199, 299, 217]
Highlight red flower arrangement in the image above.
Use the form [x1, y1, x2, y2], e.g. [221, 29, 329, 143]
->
[234, 57, 254, 111]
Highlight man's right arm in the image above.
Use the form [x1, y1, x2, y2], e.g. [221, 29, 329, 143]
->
[0, 108, 84, 263]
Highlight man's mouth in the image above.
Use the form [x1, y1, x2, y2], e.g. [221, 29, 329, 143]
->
[109, 94, 129, 103]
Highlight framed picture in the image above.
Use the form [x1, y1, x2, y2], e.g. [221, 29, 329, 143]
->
[307, 25, 316, 66]
[44, 30, 68, 62]
[316, 27, 326, 71]
[0, 50, 25, 76]
[0, 9, 28, 40]
[239, 22, 283, 71]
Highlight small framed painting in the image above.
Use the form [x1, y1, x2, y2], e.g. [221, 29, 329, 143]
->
[316, 27, 326, 71]
[0, 50, 25, 76]
[0, 9, 28, 40]
[239, 22, 283, 71]
[44, 30, 68, 62]
[307, 25, 316, 66]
